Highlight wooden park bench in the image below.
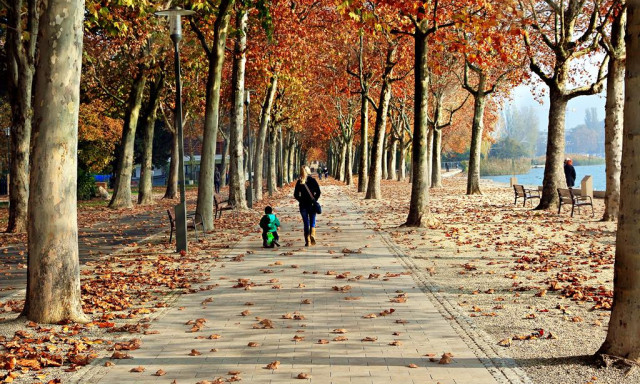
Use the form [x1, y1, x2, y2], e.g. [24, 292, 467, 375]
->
[214, 195, 232, 219]
[513, 184, 540, 207]
[167, 209, 205, 243]
[557, 188, 594, 217]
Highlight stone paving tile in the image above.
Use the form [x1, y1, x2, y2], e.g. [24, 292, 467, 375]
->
[91, 185, 499, 384]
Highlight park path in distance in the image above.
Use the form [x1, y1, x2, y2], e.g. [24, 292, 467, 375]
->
[85, 185, 506, 384]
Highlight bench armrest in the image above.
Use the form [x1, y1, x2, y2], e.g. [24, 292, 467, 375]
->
[524, 188, 540, 196]
[574, 195, 592, 203]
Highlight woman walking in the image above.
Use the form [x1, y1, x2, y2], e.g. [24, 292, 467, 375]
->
[294, 166, 321, 246]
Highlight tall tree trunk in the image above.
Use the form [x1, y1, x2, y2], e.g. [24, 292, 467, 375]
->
[536, 88, 568, 209]
[467, 77, 487, 195]
[6, 0, 37, 233]
[345, 136, 354, 185]
[365, 81, 393, 199]
[254, 75, 278, 201]
[405, 25, 430, 227]
[381, 132, 389, 180]
[164, 129, 178, 199]
[598, 3, 640, 360]
[109, 70, 147, 209]
[338, 140, 346, 182]
[358, 93, 369, 192]
[283, 134, 290, 184]
[288, 138, 295, 182]
[267, 127, 277, 195]
[220, 132, 229, 187]
[602, 9, 626, 221]
[277, 126, 284, 187]
[24, 0, 88, 323]
[138, 73, 164, 205]
[426, 127, 433, 188]
[228, 8, 248, 209]
[195, 0, 233, 231]
[399, 134, 406, 181]
[388, 136, 397, 180]
[431, 128, 442, 187]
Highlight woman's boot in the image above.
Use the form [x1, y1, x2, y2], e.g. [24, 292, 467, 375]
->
[304, 230, 310, 247]
[310, 228, 316, 245]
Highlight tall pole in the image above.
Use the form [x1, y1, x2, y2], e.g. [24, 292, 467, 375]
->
[155, 7, 194, 253]
[245, 90, 253, 208]
[173, 37, 188, 253]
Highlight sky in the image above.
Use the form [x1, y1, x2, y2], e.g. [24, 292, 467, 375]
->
[506, 62, 608, 132]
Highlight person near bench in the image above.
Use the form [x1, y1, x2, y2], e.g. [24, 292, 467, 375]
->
[564, 158, 576, 188]
[260, 206, 281, 248]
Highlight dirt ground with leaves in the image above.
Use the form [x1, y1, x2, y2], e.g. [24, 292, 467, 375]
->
[0, 177, 637, 384]
[347, 175, 637, 384]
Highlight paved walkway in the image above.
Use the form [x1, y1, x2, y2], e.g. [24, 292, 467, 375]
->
[86, 186, 501, 384]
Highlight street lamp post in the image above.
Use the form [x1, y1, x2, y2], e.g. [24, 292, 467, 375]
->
[155, 6, 195, 253]
[245, 90, 253, 208]
[4, 128, 9, 201]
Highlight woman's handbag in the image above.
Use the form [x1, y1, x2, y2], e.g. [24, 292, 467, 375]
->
[303, 184, 322, 214]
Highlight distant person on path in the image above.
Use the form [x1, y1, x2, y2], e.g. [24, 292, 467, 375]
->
[445, 163, 450, 173]
[324, 167, 329, 179]
[259, 206, 280, 248]
[214, 168, 221, 194]
[564, 158, 576, 188]
[294, 166, 321, 247]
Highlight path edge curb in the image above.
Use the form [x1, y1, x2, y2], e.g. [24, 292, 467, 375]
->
[380, 231, 535, 384]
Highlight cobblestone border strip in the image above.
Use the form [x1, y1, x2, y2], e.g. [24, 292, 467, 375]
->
[379, 231, 534, 384]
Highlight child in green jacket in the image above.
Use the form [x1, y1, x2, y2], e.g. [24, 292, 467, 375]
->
[260, 206, 281, 248]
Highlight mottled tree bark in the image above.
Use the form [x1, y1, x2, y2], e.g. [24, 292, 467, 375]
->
[254, 75, 278, 201]
[598, 2, 640, 361]
[365, 42, 396, 199]
[338, 140, 346, 182]
[138, 73, 164, 205]
[405, 24, 431, 227]
[602, 8, 626, 221]
[426, 128, 433, 188]
[109, 70, 147, 209]
[538, 88, 569, 208]
[388, 136, 397, 180]
[228, 7, 248, 209]
[345, 136, 354, 185]
[267, 127, 278, 195]
[164, 130, 178, 199]
[431, 128, 442, 187]
[466, 78, 487, 195]
[6, 0, 38, 233]
[193, 0, 234, 231]
[24, 0, 88, 323]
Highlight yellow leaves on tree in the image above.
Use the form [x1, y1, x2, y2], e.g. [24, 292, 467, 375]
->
[78, 101, 122, 173]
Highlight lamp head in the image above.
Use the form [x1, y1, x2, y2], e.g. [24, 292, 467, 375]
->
[155, 7, 195, 39]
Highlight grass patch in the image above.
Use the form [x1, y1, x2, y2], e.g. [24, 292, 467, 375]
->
[480, 158, 532, 176]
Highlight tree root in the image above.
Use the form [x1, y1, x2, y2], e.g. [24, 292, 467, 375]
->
[598, 353, 640, 376]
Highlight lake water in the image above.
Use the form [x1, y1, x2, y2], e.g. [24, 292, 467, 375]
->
[483, 164, 607, 191]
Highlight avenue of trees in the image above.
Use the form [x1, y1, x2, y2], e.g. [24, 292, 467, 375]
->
[1, 0, 640, 363]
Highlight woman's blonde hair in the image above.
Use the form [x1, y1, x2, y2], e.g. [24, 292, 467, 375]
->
[300, 165, 311, 183]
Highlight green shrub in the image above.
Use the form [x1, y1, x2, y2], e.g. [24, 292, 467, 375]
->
[78, 168, 97, 201]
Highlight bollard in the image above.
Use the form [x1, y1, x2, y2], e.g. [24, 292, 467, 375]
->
[581, 175, 593, 199]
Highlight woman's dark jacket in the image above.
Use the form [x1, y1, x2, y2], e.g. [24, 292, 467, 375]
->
[294, 177, 321, 207]
[564, 163, 576, 187]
